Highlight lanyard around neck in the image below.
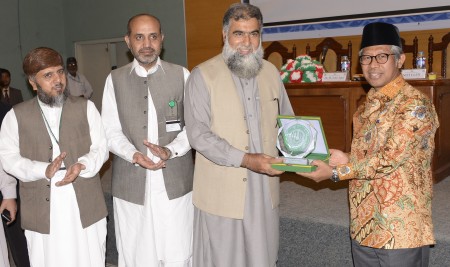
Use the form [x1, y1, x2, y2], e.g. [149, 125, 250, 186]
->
[38, 104, 63, 146]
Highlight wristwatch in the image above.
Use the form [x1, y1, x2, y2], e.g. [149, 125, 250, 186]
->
[330, 166, 340, 182]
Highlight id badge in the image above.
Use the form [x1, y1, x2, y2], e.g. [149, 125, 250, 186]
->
[166, 99, 181, 132]
[166, 120, 181, 132]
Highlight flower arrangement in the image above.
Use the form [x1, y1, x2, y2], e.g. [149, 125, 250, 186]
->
[280, 55, 324, 83]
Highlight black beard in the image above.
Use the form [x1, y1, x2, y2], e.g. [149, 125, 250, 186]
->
[37, 84, 69, 107]
[222, 40, 264, 79]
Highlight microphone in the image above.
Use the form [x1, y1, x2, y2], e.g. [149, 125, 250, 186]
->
[320, 45, 329, 64]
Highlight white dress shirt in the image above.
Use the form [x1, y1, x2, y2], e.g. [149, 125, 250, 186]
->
[0, 161, 16, 267]
[67, 72, 93, 99]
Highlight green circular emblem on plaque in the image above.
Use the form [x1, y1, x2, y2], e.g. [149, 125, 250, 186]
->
[284, 123, 312, 156]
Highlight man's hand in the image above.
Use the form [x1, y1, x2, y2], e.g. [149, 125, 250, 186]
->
[56, 162, 86, 187]
[298, 160, 333, 182]
[45, 152, 67, 179]
[132, 152, 166, 170]
[0, 199, 17, 225]
[329, 149, 349, 166]
[144, 140, 172, 161]
[241, 153, 284, 176]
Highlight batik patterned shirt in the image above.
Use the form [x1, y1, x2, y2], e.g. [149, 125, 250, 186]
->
[337, 75, 439, 249]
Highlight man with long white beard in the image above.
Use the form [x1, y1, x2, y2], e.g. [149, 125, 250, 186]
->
[0, 47, 109, 267]
[184, 3, 294, 267]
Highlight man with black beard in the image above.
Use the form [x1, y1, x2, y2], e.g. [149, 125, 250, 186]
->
[184, 3, 294, 267]
[0, 47, 109, 267]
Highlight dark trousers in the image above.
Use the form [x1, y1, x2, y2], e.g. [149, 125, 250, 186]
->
[351, 239, 430, 267]
[1, 183, 30, 267]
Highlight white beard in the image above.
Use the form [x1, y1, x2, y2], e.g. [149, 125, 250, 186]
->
[222, 38, 264, 79]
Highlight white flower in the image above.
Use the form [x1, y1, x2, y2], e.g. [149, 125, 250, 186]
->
[290, 71, 301, 81]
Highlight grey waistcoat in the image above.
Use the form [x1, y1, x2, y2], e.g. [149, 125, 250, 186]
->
[110, 61, 194, 204]
[14, 96, 107, 234]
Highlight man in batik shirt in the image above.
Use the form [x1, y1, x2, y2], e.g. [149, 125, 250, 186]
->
[301, 22, 439, 267]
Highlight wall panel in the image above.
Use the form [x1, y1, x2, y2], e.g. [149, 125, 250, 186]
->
[185, 0, 238, 69]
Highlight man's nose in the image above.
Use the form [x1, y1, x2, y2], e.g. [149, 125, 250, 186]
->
[54, 73, 65, 83]
[242, 33, 251, 46]
[144, 37, 152, 47]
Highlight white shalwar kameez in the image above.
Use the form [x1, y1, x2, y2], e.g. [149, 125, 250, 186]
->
[102, 58, 193, 267]
[0, 161, 16, 267]
[0, 100, 108, 267]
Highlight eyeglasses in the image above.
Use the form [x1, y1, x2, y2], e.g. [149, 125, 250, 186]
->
[359, 53, 395, 65]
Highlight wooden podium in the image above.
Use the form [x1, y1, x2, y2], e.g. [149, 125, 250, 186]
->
[285, 79, 450, 182]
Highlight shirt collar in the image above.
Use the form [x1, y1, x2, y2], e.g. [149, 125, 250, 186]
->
[129, 57, 165, 77]
[67, 73, 78, 81]
[378, 74, 406, 99]
[36, 97, 63, 110]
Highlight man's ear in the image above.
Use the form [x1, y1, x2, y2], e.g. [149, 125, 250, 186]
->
[124, 35, 131, 49]
[397, 54, 406, 68]
[28, 78, 38, 91]
[222, 30, 227, 43]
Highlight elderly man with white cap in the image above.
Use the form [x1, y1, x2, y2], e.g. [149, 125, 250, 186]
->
[301, 22, 439, 267]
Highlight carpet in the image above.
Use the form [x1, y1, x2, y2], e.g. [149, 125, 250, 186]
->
[278, 174, 450, 266]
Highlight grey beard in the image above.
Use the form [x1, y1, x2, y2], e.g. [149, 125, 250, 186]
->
[37, 84, 69, 107]
[222, 41, 264, 79]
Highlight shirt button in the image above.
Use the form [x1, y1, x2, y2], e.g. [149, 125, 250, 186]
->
[143, 126, 147, 129]
[49, 146, 53, 150]
[243, 178, 247, 182]
[47, 184, 50, 188]
[48, 158, 52, 162]
[144, 96, 148, 99]
[246, 130, 249, 134]
[248, 98, 251, 100]
[45, 198, 49, 201]
[245, 146, 249, 151]
[144, 111, 147, 114]
[144, 81, 147, 84]
[175, 152, 178, 156]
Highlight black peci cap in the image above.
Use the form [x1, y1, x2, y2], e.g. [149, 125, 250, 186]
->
[360, 22, 402, 49]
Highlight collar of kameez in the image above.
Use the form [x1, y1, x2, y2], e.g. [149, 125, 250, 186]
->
[129, 57, 165, 76]
[378, 74, 406, 99]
